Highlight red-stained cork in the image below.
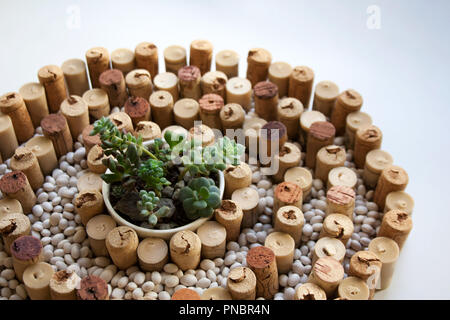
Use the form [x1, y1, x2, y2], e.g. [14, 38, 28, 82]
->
[275, 182, 303, 203]
[124, 96, 150, 118]
[247, 246, 275, 268]
[327, 186, 355, 205]
[254, 81, 278, 99]
[309, 121, 336, 141]
[40, 114, 68, 135]
[11, 235, 42, 261]
[77, 275, 109, 300]
[199, 93, 224, 113]
[178, 65, 201, 81]
[0, 171, 27, 194]
[261, 121, 287, 140]
[99, 69, 123, 86]
[171, 288, 201, 300]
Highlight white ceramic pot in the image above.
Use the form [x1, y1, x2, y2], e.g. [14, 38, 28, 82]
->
[102, 140, 225, 240]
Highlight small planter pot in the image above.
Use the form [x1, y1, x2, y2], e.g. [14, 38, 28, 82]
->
[102, 140, 225, 240]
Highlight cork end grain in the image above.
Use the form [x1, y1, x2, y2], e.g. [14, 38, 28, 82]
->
[278, 98, 303, 118]
[136, 42, 157, 56]
[247, 246, 275, 269]
[254, 81, 278, 99]
[178, 65, 201, 82]
[291, 66, 314, 82]
[82, 125, 101, 146]
[278, 206, 303, 226]
[38, 65, 64, 82]
[382, 166, 409, 186]
[261, 121, 287, 140]
[357, 125, 382, 142]
[0, 92, 22, 111]
[339, 89, 363, 108]
[313, 256, 344, 282]
[41, 114, 68, 135]
[295, 283, 326, 300]
[384, 209, 413, 231]
[214, 200, 242, 221]
[327, 185, 355, 205]
[349, 250, 382, 278]
[171, 288, 201, 300]
[199, 93, 224, 113]
[124, 96, 150, 118]
[275, 182, 303, 203]
[309, 121, 336, 141]
[77, 275, 108, 300]
[170, 230, 200, 255]
[324, 214, 353, 238]
[99, 69, 123, 86]
[11, 235, 42, 260]
[75, 191, 101, 209]
[12, 147, 35, 167]
[247, 48, 272, 65]
[0, 171, 28, 194]
[107, 226, 138, 249]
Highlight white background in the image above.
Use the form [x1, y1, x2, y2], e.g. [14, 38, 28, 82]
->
[1, 0, 449, 299]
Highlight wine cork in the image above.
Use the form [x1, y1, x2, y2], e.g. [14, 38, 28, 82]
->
[178, 65, 202, 100]
[337, 276, 370, 300]
[274, 205, 304, 246]
[265, 232, 295, 274]
[327, 167, 357, 190]
[326, 185, 355, 218]
[254, 81, 279, 121]
[61, 58, 90, 96]
[345, 111, 372, 149]
[77, 275, 109, 300]
[111, 48, 135, 75]
[172, 288, 201, 300]
[385, 191, 414, 215]
[201, 71, 228, 99]
[247, 246, 278, 299]
[106, 226, 139, 270]
[60, 95, 90, 141]
[273, 182, 303, 214]
[331, 89, 363, 136]
[315, 145, 346, 183]
[137, 237, 169, 272]
[231, 187, 259, 229]
[174, 98, 199, 129]
[87, 145, 107, 174]
[276, 97, 303, 140]
[19, 82, 49, 128]
[81, 125, 101, 154]
[0, 198, 22, 219]
[77, 172, 103, 193]
[99, 69, 128, 107]
[368, 236, 400, 290]
[86, 214, 116, 257]
[308, 256, 344, 298]
[164, 45, 187, 74]
[10, 147, 44, 190]
[259, 121, 288, 159]
[284, 167, 313, 200]
[0, 113, 19, 160]
[50, 270, 81, 300]
[306, 121, 336, 169]
[125, 69, 153, 101]
[320, 213, 354, 245]
[268, 62, 293, 98]
[312, 236, 346, 265]
[220, 103, 245, 132]
[363, 149, 394, 189]
[134, 121, 161, 141]
[11, 235, 42, 282]
[25, 136, 58, 176]
[199, 93, 224, 130]
[0, 92, 34, 143]
[124, 96, 151, 127]
[170, 230, 201, 271]
[135, 42, 158, 80]
[354, 125, 382, 169]
[215, 50, 239, 78]
[197, 221, 227, 259]
[294, 283, 327, 300]
[190, 39, 213, 75]
[188, 124, 215, 147]
[74, 190, 104, 225]
[312, 81, 340, 117]
[82, 88, 110, 120]
[214, 200, 243, 242]
[37, 65, 68, 113]
[227, 267, 256, 300]
[0, 171, 36, 214]
[373, 165, 409, 210]
[86, 47, 110, 89]
[378, 209, 412, 250]
[41, 114, 73, 158]
[246, 48, 272, 87]
[154, 72, 179, 103]
[224, 163, 252, 198]
[243, 117, 266, 151]
[288, 66, 314, 108]
[23, 262, 54, 300]
[149, 90, 174, 130]
[299, 110, 326, 147]
[201, 287, 232, 300]
[226, 77, 252, 111]
[272, 142, 301, 182]
[0, 212, 31, 255]
[348, 250, 382, 298]
[108, 112, 134, 133]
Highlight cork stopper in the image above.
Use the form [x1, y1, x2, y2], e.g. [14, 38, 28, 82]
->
[99, 69, 123, 86]
[327, 185, 355, 204]
[150, 90, 173, 108]
[82, 125, 101, 148]
[12, 147, 36, 168]
[338, 89, 363, 109]
[277, 97, 304, 119]
[310, 121, 336, 141]
[356, 125, 382, 143]
[247, 48, 272, 65]
[170, 230, 201, 256]
[381, 165, 409, 186]
[300, 110, 326, 131]
[125, 69, 151, 88]
[135, 42, 157, 56]
[338, 277, 370, 300]
[197, 221, 226, 253]
[164, 45, 186, 62]
[220, 103, 244, 122]
[106, 226, 139, 250]
[172, 288, 201, 300]
[199, 93, 224, 114]
[385, 191, 414, 214]
[247, 246, 275, 269]
[0, 92, 23, 113]
[0, 198, 22, 217]
[215, 200, 239, 218]
[124, 96, 150, 118]
[86, 47, 108, 61]
[368, 237, 400, 264]
[37, 65, 64, 82]
[108, 112, 133, 133]
[382, 209, 413, 233]
[74, 190, 102, 210]
[318, 145, 346, 164]
[86, 215, 116, 241]
[328, 167, 357, 189]
[294, 283, 327, 300]
[231, 187, 259, 211]
[201, 71, 227, 92]
[134, 121, 161, 141]
[346, 111, 372, 132]
[349, 250, 382, 278]
[275, 182, 303, 204]
[284, 167, 313, 192]
[201, 287, 232, 300]
[178, 65, 201, 82]
[188, 124, 215, 147]
[77, 275, 109, 300]
[0, 171, 28, 194]
[315, 81, 339, 101]
[41, 114, 68, 135]
[11, 235, 42, 261]
[312, 256, 344, 283]
[137, 237, 168, 270]
[261, 121, 287, 140]
[254, 81, 278, 99]
[322, 214, 354, 239]
[313, 237, 346, 263]
[277, 206, 304, 226]
[50, 270, 81, 296]
[227, 267, 257, 299]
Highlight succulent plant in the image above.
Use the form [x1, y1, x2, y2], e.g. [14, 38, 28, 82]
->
[178, 177, 221, 220]
[137, 158, 170, 194]
[137, 190, 171, 226]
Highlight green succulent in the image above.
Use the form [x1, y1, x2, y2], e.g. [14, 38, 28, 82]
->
[137, 190, 171, 226]
[179, 177, 221, 220]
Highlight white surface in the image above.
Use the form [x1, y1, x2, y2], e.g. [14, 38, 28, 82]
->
[1, 0, 449, 299]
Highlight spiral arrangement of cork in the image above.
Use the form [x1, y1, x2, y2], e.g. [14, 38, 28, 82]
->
[0, 40, 413, 301]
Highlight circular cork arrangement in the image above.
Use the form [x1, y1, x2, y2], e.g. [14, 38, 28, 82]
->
[0, 40, 412, 301]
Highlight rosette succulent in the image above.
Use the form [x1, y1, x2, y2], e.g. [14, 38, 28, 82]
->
[178, 177, 221, 220]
